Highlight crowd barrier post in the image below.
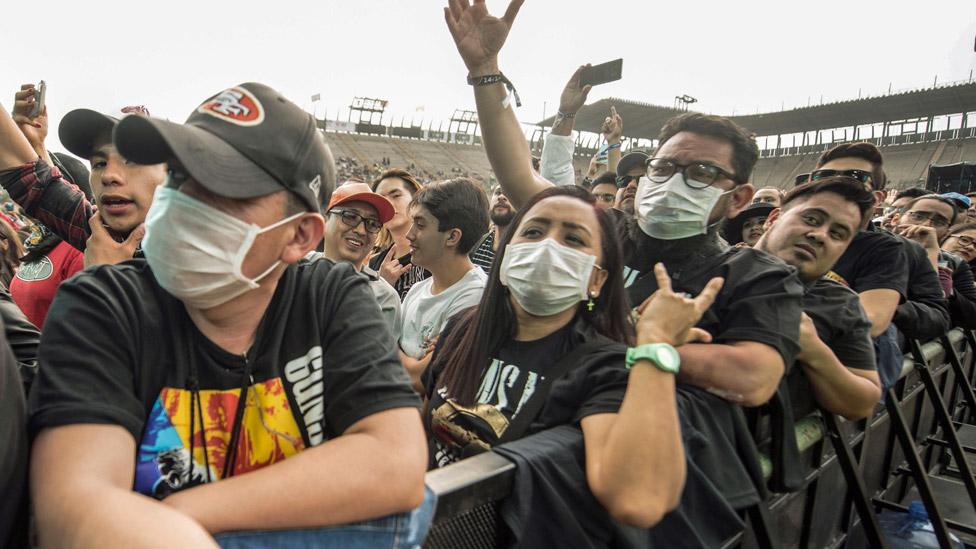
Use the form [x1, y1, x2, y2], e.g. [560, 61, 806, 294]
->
[908, 339, 976, 512]
[821, 410, 889, 548]
[877, 381, 956, 548]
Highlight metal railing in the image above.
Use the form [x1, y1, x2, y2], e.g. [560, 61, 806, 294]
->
[423, 329, 976, 548]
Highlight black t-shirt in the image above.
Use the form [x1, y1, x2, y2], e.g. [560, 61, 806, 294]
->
[0, 320, 28, 549]
[625, 246, 804, 371]
[424, 316, 628, 469]
[368, 245, 430, 300]
[788, 278, 877, 415]
[830, 228, 908, 298]
[29, 258, 419, 499]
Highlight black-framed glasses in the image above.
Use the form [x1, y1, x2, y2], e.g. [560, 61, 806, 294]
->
[948, 234, 976, 247]
[906, 210, 951, 229]
[794, 173, 811, 186]
[645, 158, 737, 189]
[328, 208, 382, 234]
[594, 192, 616, 204]
[810, 169, 874, 185]
[614, 174, 641, 189]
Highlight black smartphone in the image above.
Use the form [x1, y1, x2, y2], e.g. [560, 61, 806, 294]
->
[30, 80, 46, 118]
[397, 252, 413, 266]
[579, 59, 623, 87]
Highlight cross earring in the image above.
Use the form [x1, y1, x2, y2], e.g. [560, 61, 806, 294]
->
[587, 291, 596, 312]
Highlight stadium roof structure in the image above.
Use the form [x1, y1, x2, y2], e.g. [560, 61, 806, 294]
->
[540, 81, 976, 140]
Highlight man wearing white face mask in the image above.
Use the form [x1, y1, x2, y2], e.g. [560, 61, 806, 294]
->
[27, 83, 432, 548]
[445, 0, 802, 410]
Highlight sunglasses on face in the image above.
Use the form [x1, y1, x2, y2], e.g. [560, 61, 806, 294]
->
[328, 208, 382, 234]
[645, 158, 737, 189]
[809, 169, 874, 185]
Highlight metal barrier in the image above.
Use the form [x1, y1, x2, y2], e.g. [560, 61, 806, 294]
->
[422, 329, 976, 548]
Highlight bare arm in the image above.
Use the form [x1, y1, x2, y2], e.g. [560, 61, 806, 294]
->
[400, 347, 433, 393]
[581, 265, 721, 528]
[796, 314, 881, 420]
[858, 288, 900, 337]
[164, 407, 427, 533]
[677, 341, 785, 406]
[603, 107, 623, 174]
[31, 424, 218, 548]
[0, 102, 40, 169]
[445, 0, 551, 209]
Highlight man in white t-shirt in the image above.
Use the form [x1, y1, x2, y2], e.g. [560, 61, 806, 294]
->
[399, 178, 489, 390]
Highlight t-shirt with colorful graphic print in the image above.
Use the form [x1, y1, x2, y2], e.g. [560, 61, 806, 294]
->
[28, 257, 419, 498]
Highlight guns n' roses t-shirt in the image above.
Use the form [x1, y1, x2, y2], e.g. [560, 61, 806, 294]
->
[29, 259, 419, 498]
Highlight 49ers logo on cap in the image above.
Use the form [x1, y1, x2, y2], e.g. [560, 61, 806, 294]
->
[197, 87, 265, 126]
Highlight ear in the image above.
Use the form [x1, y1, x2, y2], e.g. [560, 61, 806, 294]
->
[873, 190, 885, 208]
[281, 213, 326, 264]
[889, 212, 901, 226]
[444, 227, 463, 251]
[588, 266, 609, 299]
[763, 208, 781, 231]
[725, 184, 755, 219]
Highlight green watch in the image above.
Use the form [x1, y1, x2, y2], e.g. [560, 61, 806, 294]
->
[625, 343, 680, 374]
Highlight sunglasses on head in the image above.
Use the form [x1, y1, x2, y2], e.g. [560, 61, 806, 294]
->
[810, 169, 874, 185]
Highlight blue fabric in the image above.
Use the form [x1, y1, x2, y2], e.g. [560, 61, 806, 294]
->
[214, 486, 437, 549]
[875, 323, 904, 397]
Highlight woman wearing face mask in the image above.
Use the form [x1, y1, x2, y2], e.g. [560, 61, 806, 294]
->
[423, 186, 723, 528]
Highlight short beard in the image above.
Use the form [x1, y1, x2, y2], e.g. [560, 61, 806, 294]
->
[490, 210, 515, 227]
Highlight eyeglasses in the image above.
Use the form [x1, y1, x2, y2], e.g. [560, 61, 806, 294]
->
[948, 234, 976, 247]
[794, 173, 811, 186]
[328, 208, 382, 234]
[614, 174, 641, 189]
[810, 169, 874, 185]
[645, 158, 737, 189]
[594, 193, 616, 204]
[906, 210, 951, 229]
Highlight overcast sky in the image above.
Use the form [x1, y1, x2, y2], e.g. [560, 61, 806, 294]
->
[3, 0, 975, 153]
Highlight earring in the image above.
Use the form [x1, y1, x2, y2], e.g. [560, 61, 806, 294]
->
[587, 291, 597, 312]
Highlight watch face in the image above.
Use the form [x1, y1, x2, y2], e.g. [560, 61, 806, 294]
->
[656, 346, 678, 370]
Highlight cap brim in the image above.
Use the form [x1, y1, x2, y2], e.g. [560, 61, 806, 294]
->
[616, 152, 649, 177]
[332, 192, 395, 224]
[114, 115, 280, 200]
[58, 109, 119, 160]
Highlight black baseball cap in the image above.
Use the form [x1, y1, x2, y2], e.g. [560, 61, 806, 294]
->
[58, 109, 119, 160]
[616, 150, 650, 177]
[114, 82, 332, 212]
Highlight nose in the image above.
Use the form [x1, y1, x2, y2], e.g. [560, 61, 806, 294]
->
[101, 156, 126, 188]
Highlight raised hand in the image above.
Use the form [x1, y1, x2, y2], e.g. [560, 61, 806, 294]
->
[378, 246, 411, 286]
[635, 263, 724, 347]
[602, 106, 623, 143]
[444, 0, 525, 75]
[559, 65, 592, 115]
[11, 84, 48, 153]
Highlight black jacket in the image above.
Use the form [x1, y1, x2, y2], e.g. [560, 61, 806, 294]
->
[892, 236, 950, 342]
[943, 251, 976, 329]
[0, 286, 39, 393]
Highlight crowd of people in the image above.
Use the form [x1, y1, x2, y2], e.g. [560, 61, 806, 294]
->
[0, 1, 974, 548]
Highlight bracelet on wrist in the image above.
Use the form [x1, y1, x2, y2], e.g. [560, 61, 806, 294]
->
[607, 143, 621, 150]
[467, 73, 522, 108]
[556, 110, 576, 119]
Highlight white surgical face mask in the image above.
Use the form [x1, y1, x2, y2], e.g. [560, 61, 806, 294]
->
[499, 238, 598, 316]
[636, 174, 732, 240]
[142, 185, 304, 309]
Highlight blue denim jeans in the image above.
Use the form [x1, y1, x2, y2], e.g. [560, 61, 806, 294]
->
[214, 486, 437, 549]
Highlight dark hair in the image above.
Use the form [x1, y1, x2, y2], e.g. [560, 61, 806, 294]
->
[591, 171, 617, 189]
[816, 142, 887, 191]
[782, 176, 877, 222]
[656, 113, 759, 185]
[437, 185, 634, 405]
[371, 168, 422, 195]
[949, 222, 976, 236]
[411, 177, 489, 254]
[902, 195, 958, 226]
[895, 187, 930, 201]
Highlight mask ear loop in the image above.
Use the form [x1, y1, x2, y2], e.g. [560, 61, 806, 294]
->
[231, 212, 306, 286]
